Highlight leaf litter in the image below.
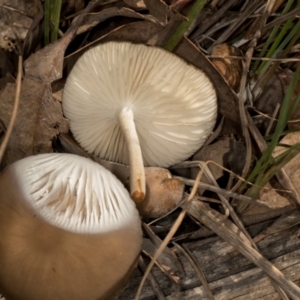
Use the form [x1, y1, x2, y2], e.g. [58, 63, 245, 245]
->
[1, 0, 300, 299]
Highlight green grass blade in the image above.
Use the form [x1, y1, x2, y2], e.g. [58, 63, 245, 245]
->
[164, 0, 207, 52]
[254, 0, 295, 73]
[51, 0, 62, 42]
[44, 0, 50, 45]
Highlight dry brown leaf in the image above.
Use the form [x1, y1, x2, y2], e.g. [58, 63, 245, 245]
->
[76, 7, 160, 36]
[0, 0, 34, 51]
[210, 43, 244, 92]
[254, 73, 284, 133]
[144, 0, 186, 24]
[0, 77, 68, 166]
[123, 0, 146, 9]
[190, 137, 246, 181]
[99, 20, 163, 44]
[273, 132, 300, 190]
[22, 6, 44, 59]
[0, 3, 96, 166]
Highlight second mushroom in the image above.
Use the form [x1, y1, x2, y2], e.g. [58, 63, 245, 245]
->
[63, 42, 217, 202]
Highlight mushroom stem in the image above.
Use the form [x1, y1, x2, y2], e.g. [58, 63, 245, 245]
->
[118, 107, 145, 202]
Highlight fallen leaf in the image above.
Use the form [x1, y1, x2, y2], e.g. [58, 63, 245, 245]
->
[123, 0, 146, 9]
[76, 7, 160, 36]
[0, 3, 95, 166]
[0, 78, 68, 166]
[144, 0, 186, 24]
[0, 0, 33, 51]
[210, 43, 244, 92]
[99, 20, 163, 43]
[254, 73, 284, 133]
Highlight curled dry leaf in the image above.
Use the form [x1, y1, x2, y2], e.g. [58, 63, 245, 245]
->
[144, 0, 186, 25]
[210, 43, 244, 92]
[123, 0, 146, 9]
[76, 7, 159, 36]
[254, 73, 284, 133]
[0, 0, 34, 51]
[191, 137, 246, 179]
[135, 168, 185, 219]
[0, 3, 94, 166]
[142, 238, 182, 283]
[0, 78, 68, 166]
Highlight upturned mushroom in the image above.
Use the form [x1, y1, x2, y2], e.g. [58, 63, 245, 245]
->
[62, 42, 217, 202]
[0, 153, 142, 300]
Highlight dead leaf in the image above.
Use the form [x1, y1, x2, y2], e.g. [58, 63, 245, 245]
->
[210, 43, 244, 92]
[190, 137, 247, 181]
[144, 0, 186, 24]
[123, 0, 146, 9]
[0, 2, 96, 166]
[76, 7, 160, 36]
[22, 5, 44, 59]
[0, 78, 68, 166]
[24, 1, 95, 82]
[254, 73, 284, 133]
[99, 20, 163, 44]
[0, 0, 33, 51]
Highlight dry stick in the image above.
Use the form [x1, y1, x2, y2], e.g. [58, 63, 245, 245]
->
[187, 200, 300, 300]
[208, 55, 300, 62]
[173, 242, 215, 300]
[209, 0, 262, 50]
[138, 256, 167, 300]
[178, 176, 271, 207]
[198, 161, 257, 249]
[0, 56, 23, 163]
[134, 168, 204, 299]
[172, 160, 291, 194]
[241, 1, 290, 298]
[231, 0, 276, 194]
[265, 102, 280, 136]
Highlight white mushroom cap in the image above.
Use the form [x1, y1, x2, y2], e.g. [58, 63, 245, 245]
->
[0, 153, 142, 300]
[63, 42, 217, 168]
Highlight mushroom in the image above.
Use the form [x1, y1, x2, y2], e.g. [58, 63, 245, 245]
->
[0, 153, 142, 300]
[134, 167, 185, 219]
[62, 42, 217, 202]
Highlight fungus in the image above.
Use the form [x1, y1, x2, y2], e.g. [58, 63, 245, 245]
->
[0, 153, 142, 300]
[135, 167, 185, 218]
[62, 42, 217, 202]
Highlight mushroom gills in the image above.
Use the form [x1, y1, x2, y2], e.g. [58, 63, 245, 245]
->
[62, 42, 217, 203]
[0, 154, 142, 300]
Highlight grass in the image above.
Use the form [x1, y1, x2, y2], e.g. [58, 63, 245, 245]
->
[44, 0, 62, 45]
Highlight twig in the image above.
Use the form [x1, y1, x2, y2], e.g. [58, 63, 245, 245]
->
[0, 56, 23, 163]
[134, 167, 205, 299]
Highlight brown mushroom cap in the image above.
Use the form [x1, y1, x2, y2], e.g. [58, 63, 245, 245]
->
[0, 154, 142, 300]
[135, 167, 185, 218]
